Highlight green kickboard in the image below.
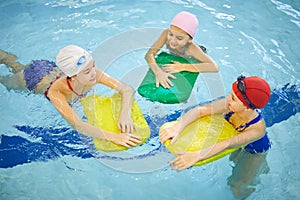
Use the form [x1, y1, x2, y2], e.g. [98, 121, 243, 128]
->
[138, 52, 199, 104]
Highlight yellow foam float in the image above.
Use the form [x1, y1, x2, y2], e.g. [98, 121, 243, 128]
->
[161, 114, 240, 166]
[81, 93, 150, 152]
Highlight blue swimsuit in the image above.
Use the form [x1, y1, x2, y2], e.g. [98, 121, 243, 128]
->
[224, 111, 271, 154]
[23, 60, 57, 92]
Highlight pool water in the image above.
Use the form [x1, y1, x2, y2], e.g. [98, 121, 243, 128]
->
[1, 0, 300, 199]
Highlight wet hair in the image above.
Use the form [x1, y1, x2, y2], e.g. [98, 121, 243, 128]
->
[199, 45, 207, 54]
[23, 60, 56, 91]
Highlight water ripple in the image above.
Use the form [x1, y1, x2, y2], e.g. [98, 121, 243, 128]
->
[240, 31, 297, 81]
[272, 0, 300, 28]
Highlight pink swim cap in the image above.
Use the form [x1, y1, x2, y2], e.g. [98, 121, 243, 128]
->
[171, 11, 199, 38]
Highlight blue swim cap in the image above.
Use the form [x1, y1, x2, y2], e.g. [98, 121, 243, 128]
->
[24, 60, 56, 91]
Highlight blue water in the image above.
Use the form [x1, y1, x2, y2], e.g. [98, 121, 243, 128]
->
[1, 0, 300, 199]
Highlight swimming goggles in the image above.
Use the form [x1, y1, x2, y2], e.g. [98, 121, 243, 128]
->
[237, 75, 256, 109]
[76, 55, 87, 67]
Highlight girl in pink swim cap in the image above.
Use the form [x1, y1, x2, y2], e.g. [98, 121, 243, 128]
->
[145, 11, 219, 88]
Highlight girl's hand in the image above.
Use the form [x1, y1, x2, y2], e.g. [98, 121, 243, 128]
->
[162, 61, 183, 73]
[118, 112, 136, 133]
[109, 132, 142, 148]
[170, 151, 201, 172]
[159, 121, 181, 144]
[155, 70, 176, 88]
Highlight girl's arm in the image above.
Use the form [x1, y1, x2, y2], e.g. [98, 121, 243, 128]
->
[48, 78, 141, 148]
[170, 120, 266, 171]
[162, 43, 219, 73]
[159, 98, 228, 143]
[177, 98, 227, 130]
[95, 68, 136, 133]
[145, 29, 176, 88]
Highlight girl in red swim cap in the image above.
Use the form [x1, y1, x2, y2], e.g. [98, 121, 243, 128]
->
[160, 75, 271, 199]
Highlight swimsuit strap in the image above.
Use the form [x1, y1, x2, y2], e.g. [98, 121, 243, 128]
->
[66, 78, 85, 98]
[223, 111, 234, 121]
[183, 43, 189, 56]
[44, 75, 62, 101]
[236, 112, 262, 132]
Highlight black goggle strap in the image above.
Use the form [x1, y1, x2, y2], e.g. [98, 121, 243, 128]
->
[236, 75, 256, 109]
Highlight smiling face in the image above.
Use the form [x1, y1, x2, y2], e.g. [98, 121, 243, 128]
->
[227, 90, 248, 112]
[75, 59, 97, 86]
[167, 25, 192, 50]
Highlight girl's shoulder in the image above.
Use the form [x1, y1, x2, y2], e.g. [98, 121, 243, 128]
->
[49, 77, 69, 96]
[187, 41, 202, 52]
[160, 28, 169, 37]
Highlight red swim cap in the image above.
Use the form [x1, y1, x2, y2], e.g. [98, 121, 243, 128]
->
[232, 76, 271, 109]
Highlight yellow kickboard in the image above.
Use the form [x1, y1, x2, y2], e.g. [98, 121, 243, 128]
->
[161, 114, 240, 166]
[81, 93, 150, 152]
